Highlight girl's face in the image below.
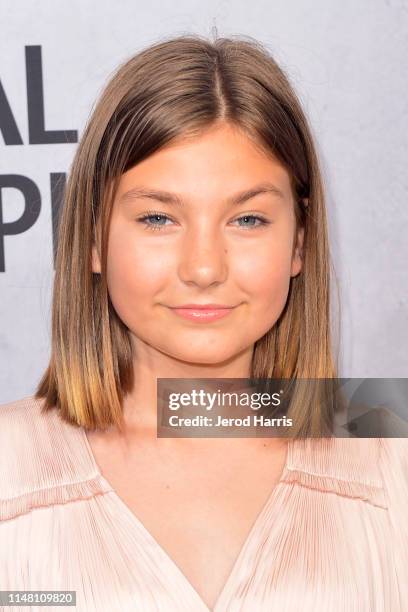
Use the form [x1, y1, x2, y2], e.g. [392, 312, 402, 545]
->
[92, 122, 304, 367]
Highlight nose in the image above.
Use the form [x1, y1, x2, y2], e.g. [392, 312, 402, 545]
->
[177, 224, 228, 288]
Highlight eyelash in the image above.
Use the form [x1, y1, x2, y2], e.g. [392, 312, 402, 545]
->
[136, 210, 270, 232]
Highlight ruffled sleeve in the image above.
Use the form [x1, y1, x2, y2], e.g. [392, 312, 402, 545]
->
[0, 396, 111, 522]
[378, 438, 408, 607]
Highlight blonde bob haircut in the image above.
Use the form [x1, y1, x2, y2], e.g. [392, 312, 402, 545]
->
[36, 33, 340, 438]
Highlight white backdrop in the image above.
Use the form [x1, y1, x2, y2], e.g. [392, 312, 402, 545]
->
[1, 0, 407, 403]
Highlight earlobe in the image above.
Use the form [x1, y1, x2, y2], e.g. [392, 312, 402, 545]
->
[291, 226, 305, 277]
[91, 244, 101, 274]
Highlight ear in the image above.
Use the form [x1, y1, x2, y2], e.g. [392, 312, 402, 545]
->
[91, 243, 101, 274]
[290, 225, 305, 278]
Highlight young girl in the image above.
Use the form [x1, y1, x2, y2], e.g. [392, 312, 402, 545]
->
[1, 34, 407, 611]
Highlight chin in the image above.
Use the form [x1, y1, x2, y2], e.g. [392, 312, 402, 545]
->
[163, 344, 240, 367]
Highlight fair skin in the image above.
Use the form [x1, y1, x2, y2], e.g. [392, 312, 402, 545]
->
[89, 121, 305, 609]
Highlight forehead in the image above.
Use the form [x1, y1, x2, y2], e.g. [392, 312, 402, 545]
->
[115, 123, 293, 203]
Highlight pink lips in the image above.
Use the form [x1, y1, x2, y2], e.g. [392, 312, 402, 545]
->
[169, 304, 236, 322]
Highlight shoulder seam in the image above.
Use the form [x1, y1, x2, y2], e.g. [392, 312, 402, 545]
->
[0, 474, 112, 522]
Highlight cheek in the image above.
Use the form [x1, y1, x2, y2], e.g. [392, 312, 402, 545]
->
[105, 224, 170, 321]
[232, 237, 293, 307]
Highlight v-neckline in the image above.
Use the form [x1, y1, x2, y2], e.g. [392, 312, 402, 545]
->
[79, 425, 294, 611]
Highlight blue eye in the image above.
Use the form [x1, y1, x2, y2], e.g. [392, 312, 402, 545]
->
[235, 215, 268, 228]
[136, 212, 269, 231]
[137, 213, 172, 231]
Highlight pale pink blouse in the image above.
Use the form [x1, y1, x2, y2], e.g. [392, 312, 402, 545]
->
[0, 395, 407, 611]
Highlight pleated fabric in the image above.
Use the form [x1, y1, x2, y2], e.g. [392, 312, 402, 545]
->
[0, 395, 407, 611]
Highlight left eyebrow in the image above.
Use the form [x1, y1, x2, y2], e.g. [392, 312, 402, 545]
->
[118, 181, 286, 207]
